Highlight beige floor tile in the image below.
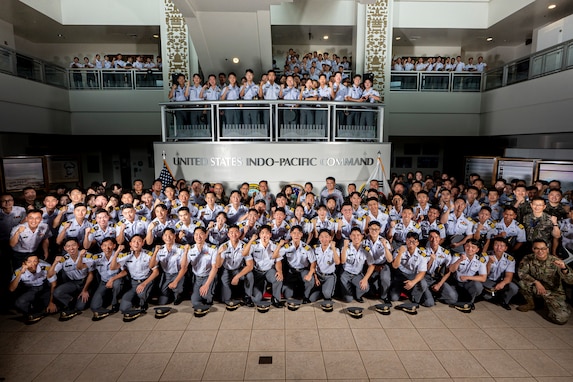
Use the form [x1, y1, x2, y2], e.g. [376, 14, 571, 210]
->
[62, 331, 115, 354]
[32, 353, 96, 382]
[161, 353, 209, 381]
[492, 308, 542, 328]
[433, 350, 490, 378]
[318, 328, 357, 351]
[452, 378, 493, 382]
[101, 330, 150, 353]
[120, 312, 159, 331]
[471, 349, 531, 378]
[202, 351, 248, 380]
[493, 378, 536, 382]
[250, 329, 285, 351]
[396, 350, 449, 379]
[346, 311, 382, 328]
[76, 353, 134, 382]
[315, 310, 350, 328]
[407, 309, 447, 329]
[212, 329, 251, 352]
[351, 328, 394, 351]
[285, 351, 327, 380]
[26, 331, 81, 354]
[534, 378, 573, 382]
[0, 354, 57, 382]
[153, 311, 192, 330]
[85, 313, 124, 331]
[418, 328, 465, 350]
[506, 349, 571, 377]
[369, 379, 412, 382]
[515, 327, 571, 349]
[0, 315, 26, 332]
[253, 309, 284, 329]
[186, 311, 224, 330]
[51, 314, 94, 332]
[244, 351, 285, 380]
[435, 310, 478, 328]
[138, 330, 183, 353]
[546, 327, 573, 347]
[220, 310, 255, 330]
[468, 310, 510, 329]
[360, 350, 409, 379]
[542, 349, 573, 374]
[175, 330, 217, 352]
[386, 328, 430, 350]
[484, 327, 536, 350]
[0, 331, 47, 354]
[453, 328, 500, 350]
[285, 311, 317, 329]
[323, 350, 368, 380]
[119, 352, 171, 381]
[160, 352, 209, 380]
[377, 311, 415, 328]
[285, 329, 322, 351]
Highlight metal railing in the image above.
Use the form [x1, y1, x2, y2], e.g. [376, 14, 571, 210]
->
[160, 100, 384, 142]
[68, 68, 163, 90]
[484, 38, 573, 91]
[389, 71, 483, 92]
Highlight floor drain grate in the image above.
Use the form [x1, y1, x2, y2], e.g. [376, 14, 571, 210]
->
[258, 356, 272, 364]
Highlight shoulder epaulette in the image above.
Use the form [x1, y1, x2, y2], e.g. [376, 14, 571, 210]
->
[90, 227, 96, 233]
[414, 223, 420, 229]
[363, 245, 371, 252]
[453, 253, 461, 257]
[303, 218, 310, 223]
[195, 221, 202, 226]
[144, 250, 153, 257]
[141, 217, 147, 221]
[518, 223, 524, 229]
[304, 245, 311, 251]
[209, 244, 217, 249]
[419, 247, 425, 251]
[489, 222, 496, 228]
[444, 249, 450, 255]
[479, 256, 486, 263]
[313, 244, 319, 249]
[14, 270, 21, 277]
[328, 218, 336, 223]
[117, 252, 129, 259]
[356, 216, 363, 221]
[283, 244, 290, 249]
[58, 257, 66, 263]
[175, 222, 182, 229]
[438, 224, 444, 229]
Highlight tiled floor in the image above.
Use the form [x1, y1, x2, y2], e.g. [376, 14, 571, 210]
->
[1, 300, 573, 381]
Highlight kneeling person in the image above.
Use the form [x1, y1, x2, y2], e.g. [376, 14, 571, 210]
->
[151, 228, 189, 305]
[482, 237, 519, 310]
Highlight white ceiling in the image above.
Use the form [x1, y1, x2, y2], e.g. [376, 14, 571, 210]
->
[272, 25, 354, 46]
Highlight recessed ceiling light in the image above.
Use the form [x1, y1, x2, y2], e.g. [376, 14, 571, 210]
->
[57, 33, 63, 38]
[152, 34, 159, 38]
[395, 36, 401, 40]
[548, 4, 557, 9]
[232, 57, 239, 64]
[323, 35, 329, 40]
[486, 37, 493, 41]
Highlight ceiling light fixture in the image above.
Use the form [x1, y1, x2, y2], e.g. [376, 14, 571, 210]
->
[323, 35, 329, 40]
[152, 34, 159, 38]
[395, 36, 401, 40]
[232, 57, 240, 64]
[57, 33, 63, 38]
[486, 37, 493, 41]
[548, 4, 557, 10]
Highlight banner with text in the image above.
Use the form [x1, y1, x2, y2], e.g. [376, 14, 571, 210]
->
[154, 142, 392, 193]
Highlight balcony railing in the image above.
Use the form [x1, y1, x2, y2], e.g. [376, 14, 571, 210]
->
[484, 38, 573, 91]
[389, 72, 483, 92]
[68, 68, 163, 90]
[160, 100, 384, 142]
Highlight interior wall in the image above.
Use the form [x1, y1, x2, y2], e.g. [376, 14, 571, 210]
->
[392, 46, 461, 59]
[0, 18, 15, 48]
[273, 44, 353, 68]
[271, 0, 356, 26]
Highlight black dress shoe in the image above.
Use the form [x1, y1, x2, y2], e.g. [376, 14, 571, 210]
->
[471, 303, 475, 310]
[271, 297, 284, 308]
[110, 304, 120, 313]
[355, 297, 364, 303]
[173, 295, 183, 306]
[243, 297, 255, 308]
[302, 298, 311, 304]
[501, 303, 511, 311]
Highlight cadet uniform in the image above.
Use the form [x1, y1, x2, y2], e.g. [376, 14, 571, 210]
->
[316, 85, 331, 126]
[52, 253, 92, 311]
[389, 247, 428, 303]
[422, 246, 457, 306]
[340, 242, 370, 302]
[240, 82, 260, 125]
[221, 84, 241, 126]
[280, 241, 316, 300]
[364, 237, 392, 301]
[300, 87, 317, 126]
[360, 87, 380, 127]
[261, 81, 280, 126]
[87, 251, 124, 312]
[237, 219, 261, 243]
[218, 240, 254, 303]
[174, 219, 204, 245]
[171, 200, 199, 219]
[208, 223, 229, 246]
[446, 213, 474, 238]
[518, 253, 573, 324]
[59, 218, 92, 246]
[10, 222, 51, 264]
[270, 220, 291, 241]
[281, 86, 300, 125]
[312, 216, 337, 236]
[248, 239, 282, 303]
[116, 248, 156, 312]
[135, 204, 153, 221]
[420, 219, 446, 242]
[11, 260, 57, 314]
[494, 219, 526, 248]
[199, 204, 224, 225]
[390, 221, 422, 249]
[452, 253, 487, 303]
[116, 216, 148, 243]
[472, 219, 497, 247]
[310, 244, 339, 301]
[187, 242, 218, 306]
[464, 200, 482, 220]
[225, 204, 249, 225]
[339, 216, 366, 240]
[352, 205, 369, 219]
[367, 210, 390, 234]
[155, 243, 188, 304]
[148, 218, 176, 245]
[488, 202, 504, 221]
[483, 252, 519, 305]
[0, 205, 26, 242]
[87, 223, 116, 249]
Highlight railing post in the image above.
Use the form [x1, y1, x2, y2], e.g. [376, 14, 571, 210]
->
[211, 104, 216, 142]
[378, 105, 384, 142]
[161, 105, 167, 142]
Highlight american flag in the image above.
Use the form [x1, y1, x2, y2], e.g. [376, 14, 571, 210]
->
[159, 159, 175, 190]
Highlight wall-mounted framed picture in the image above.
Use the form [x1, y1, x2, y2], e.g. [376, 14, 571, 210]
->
[45, 156, 81, 185]
[1, 157, 46, 192]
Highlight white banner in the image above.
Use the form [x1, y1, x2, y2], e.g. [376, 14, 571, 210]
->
[154, 142, 392, 194]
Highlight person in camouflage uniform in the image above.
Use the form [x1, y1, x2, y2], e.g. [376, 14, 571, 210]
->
[517, 238, 573, 325]
[522, 197, 561, 257]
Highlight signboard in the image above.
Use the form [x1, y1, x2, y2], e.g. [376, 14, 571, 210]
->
[154, 142, 392, 193]
[464, 156, 497, 185]
[497, 158, 538, 185]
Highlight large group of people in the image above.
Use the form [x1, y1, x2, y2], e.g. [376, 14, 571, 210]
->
[70, 53, 162, 89]
[1, 171, 572, 325]
[392, 55, 487, 72]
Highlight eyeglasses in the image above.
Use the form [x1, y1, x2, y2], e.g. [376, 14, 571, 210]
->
[532, 247, 548, 251]
[1, 199, 14, 203]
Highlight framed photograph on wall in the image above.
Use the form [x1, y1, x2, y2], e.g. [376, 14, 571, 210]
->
[1, 157, 46, 192]
[45, 156, 81, 185]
